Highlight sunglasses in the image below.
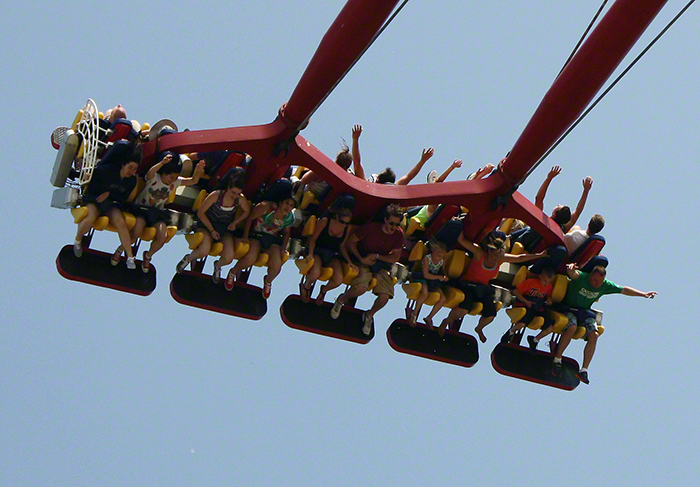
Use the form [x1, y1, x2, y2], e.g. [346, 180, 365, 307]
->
[386, 221, 400, 228]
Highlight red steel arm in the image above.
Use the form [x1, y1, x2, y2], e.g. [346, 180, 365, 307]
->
[500, 0, 668, 183]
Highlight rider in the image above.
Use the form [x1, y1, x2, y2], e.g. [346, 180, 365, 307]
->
[437, 231, 547, 341]
[550, 264, 657, 384]
[330, 204, 405, 335]
[117, 153, 204, 272]
[500, 267, 555, 347]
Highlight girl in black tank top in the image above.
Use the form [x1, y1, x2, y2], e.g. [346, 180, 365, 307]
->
[301, 208, 357, 304]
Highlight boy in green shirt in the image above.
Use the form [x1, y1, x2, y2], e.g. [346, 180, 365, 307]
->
[553, 264, 657, 384]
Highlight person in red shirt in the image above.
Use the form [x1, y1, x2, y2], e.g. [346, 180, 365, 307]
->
[500, 268, 555, 350]
[438, 232, 546, 341]
[330, 204, 405, 336]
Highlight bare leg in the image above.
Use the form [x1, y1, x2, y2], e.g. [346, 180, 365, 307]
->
[75, 203, 101, 241]
[474, 315, 495, 343]
[366, 292, 390, 320]
[554, 324, 578, 359]
[147, 221, 168, 257]
[106, 208, 133, 258]
[581, 330, 599, 369]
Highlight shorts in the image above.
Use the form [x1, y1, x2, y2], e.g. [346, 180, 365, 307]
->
[195, 220, 241, 241]
[453, 281, 497, 317]
[410, 271, 443, 293]
[315, 247, 341, 266]
[350, 265, 395, 298]
[84, 197, 125, 215]
[515, 306, 554, 329]
[563, 308, 598, 337]
[250, 231, 283, 250]
[131, 205, 169, 227]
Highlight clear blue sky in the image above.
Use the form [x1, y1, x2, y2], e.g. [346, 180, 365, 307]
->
[2, 1, 699, 486]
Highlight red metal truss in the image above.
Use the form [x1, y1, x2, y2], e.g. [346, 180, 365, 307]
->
[144, 0, 668, 246]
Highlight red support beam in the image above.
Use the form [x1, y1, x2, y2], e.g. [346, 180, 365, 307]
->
[501, 0, 668, 182]
[282, 0, 401, 131]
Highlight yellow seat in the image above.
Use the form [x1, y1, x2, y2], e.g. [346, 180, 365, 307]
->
[505, 307, 545, 330]
[406, 216, 424, 236]
[165, 226, 177, 243]
[71, 206, 88, 223]
[341, 262, 360, 285]
[185, 232, 205, 250]
[209, 241, 224, 257]
[445, 251, 468, 279]
[295, 256, 315, 275]
[302, 216, 317, 237]
[233, 240, 249, 259]
[319, 266, 334, 281]
[300, 191, 319, 210]
[192, 190, 208, 211]
[443, 286, 465, 308]
[402, 282, 422, 300]
[408, 241, 428, 262]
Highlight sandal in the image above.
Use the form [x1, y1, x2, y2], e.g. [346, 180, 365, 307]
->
[315, 287, 327, 306]
[141, 251, 151, 274]
[299, 282, 311, 303]
[111, 247, 122, 266]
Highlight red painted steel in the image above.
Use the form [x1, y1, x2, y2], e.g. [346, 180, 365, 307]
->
[143, 0, 668, 248]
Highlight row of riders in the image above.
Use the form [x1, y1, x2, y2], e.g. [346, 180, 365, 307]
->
[66, 109, 657, 385]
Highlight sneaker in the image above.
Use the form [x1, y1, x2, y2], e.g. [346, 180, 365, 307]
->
[262, 278, 272, 299]
[500, 331, 512, 345]
[330, 297, 343, 319]
[527, 335, 538, 354]
[426, 169, 438, 184]
[576, 370, 590, 385]
[212, 263, 221, 284]
[361, 312, 373, 336]
[552, 360, 562, 377]
[225, 270, 236, 291]
[126, 257, 136, 270]
[176, 255, 189, 274]
[73, 240, 83, 258]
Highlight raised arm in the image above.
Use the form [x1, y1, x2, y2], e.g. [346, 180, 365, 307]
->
[535, 165, 562, 210]
[396, 147, 435, 185]
[456, 233, 484, 258]
[621, 287, 658, 299]
[502, 249, 547, 264]
[435, 159, 463, 183]
[146, 153, 173, 181]
[351, 124, 366, 180]
[472, 163, 495, 180]
[564, 176, 593, 233]
[180, 160, 206, 187]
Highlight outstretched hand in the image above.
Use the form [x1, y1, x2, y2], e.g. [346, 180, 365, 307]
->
[451, 159, 463, 169]
[582, 176, 593, 191]
[644, 291, 658, 299]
